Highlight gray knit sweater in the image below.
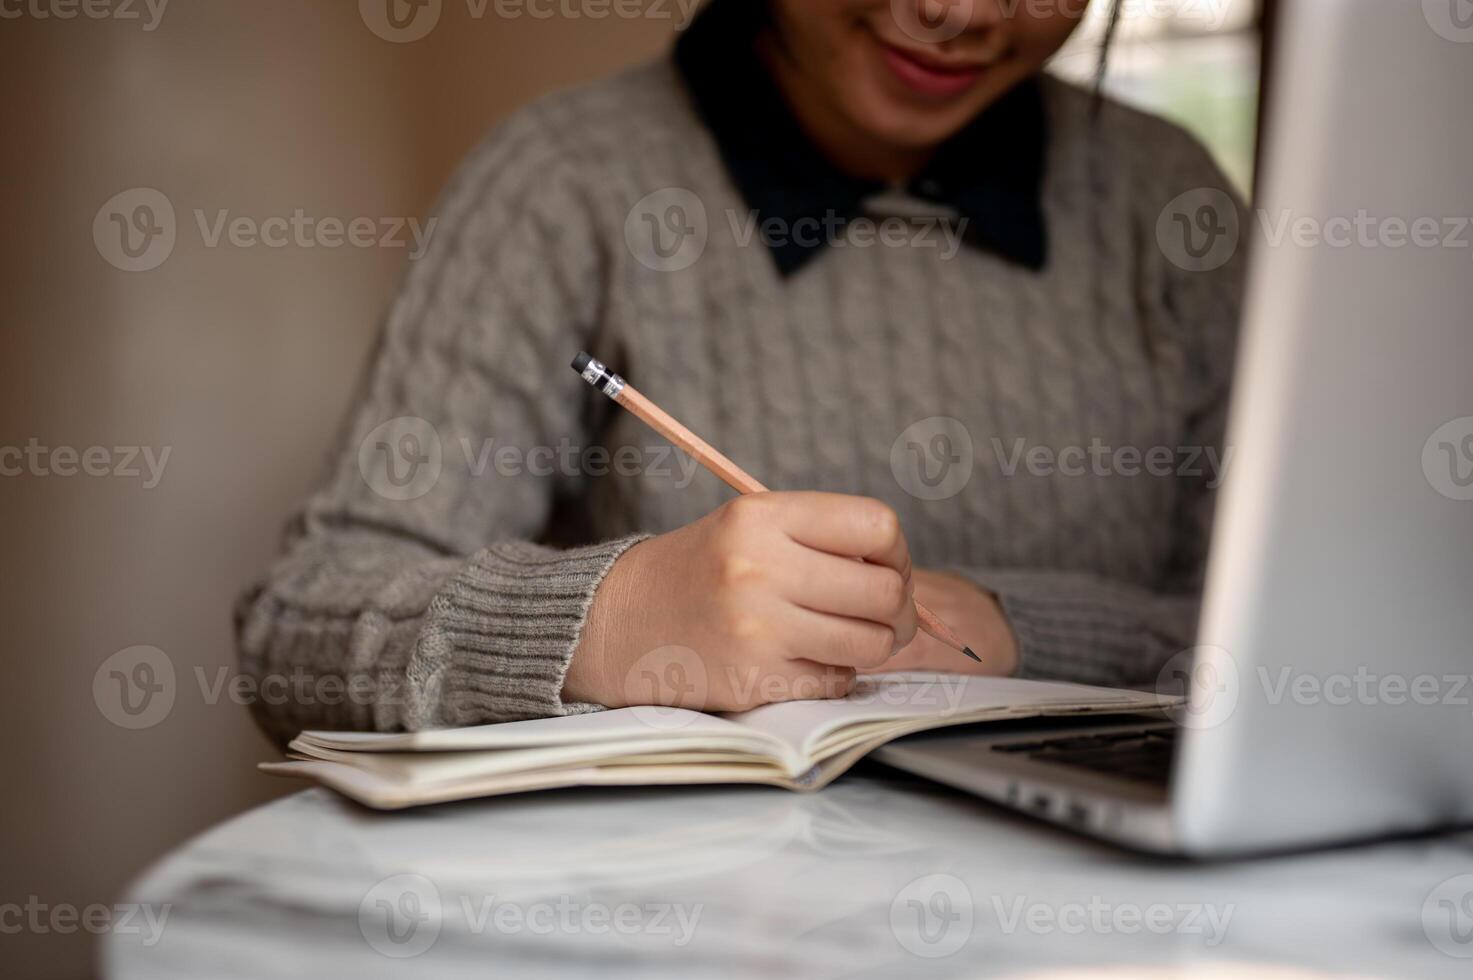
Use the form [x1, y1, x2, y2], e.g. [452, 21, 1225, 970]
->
[236, 60, 1245, 744]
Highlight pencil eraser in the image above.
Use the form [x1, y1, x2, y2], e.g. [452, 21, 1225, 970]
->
[571, 351, 592, 375]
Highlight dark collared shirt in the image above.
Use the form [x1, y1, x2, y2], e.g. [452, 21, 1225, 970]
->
[673, 0, 1048, 276]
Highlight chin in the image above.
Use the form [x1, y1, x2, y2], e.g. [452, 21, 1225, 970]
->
[864, 104, 976, 149]
[845, 87, 984, 150]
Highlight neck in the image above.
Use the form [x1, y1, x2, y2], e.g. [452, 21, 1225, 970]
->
[756, 30, 932, 184]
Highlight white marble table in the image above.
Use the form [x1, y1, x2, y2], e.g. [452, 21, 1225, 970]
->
[104, 768, 1473, 978]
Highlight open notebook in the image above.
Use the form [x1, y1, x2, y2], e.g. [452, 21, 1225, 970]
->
[261, 673, 1175, 809]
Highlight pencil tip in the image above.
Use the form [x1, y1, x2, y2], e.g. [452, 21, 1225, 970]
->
[962, 646, 981, 663]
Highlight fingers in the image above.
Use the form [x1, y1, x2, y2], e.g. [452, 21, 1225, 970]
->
[695, 492, 921, 709]
[743, 492, 912, 578]
[779, 605, 908, 670]
[762, 659, 858, 703]
[776, 547, 918, 643]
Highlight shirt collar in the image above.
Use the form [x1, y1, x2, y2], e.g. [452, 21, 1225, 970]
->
[674, 0, 1048, 277]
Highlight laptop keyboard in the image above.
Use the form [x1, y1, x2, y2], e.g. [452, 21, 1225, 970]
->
[990, 727, 1178, 787]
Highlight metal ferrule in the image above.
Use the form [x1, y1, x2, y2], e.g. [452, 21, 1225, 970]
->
[579, 356, 625, 400]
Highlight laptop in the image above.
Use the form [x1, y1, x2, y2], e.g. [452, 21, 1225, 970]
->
[875, 0, 1473, 857]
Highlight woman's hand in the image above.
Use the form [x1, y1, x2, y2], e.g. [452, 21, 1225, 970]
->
[563, 492, 918, 712]
[860, 569, 1018, 677]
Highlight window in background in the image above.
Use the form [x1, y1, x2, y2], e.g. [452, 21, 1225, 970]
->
[1050, 0, 1261, 195]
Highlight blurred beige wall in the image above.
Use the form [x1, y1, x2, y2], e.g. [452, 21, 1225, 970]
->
[0, 3, 680, 976]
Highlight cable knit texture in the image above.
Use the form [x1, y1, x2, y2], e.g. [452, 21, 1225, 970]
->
[236, 60, 1245, 745]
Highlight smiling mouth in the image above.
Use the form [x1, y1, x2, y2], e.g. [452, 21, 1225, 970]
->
[874, 36, 993, 99]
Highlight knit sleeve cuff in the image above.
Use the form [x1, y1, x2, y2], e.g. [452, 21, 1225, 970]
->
[405, 533, 650, 728]
[944, 568, 1201, 690]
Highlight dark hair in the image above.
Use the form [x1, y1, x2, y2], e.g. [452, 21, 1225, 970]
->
[1092, 0, 1124, 111]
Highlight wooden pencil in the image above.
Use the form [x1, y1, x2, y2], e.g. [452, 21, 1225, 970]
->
[572, 352, 981, 662]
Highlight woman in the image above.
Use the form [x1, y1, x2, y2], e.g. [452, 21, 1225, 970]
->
[237, 0, 1244, 742]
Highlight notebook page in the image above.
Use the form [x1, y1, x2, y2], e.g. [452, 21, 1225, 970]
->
[298, 704, 777, 753]
[725, 672, 1169, 760]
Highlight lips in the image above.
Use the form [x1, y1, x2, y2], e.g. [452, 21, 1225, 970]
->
[877, 39, 989, 99]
